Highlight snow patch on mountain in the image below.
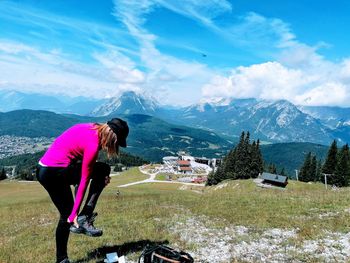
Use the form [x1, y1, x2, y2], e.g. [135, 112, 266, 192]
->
[276, 108, 299, 127]
[200, 97, 232, 106]
[91, 91, 159, 116]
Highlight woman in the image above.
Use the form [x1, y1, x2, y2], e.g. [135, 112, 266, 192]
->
[36, 118, 129, 263]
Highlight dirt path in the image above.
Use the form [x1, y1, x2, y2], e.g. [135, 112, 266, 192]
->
[118, 167, 205, 188]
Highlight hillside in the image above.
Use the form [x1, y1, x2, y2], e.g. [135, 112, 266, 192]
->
[1, 172, 350, 262]
[0, 110, 93, 137]
[261, 142, 329, 177]
[121, 114, 232, 160]
[0, 110, 233, 161]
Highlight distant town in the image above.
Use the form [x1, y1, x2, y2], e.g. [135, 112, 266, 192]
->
[0, 135, 53, 159]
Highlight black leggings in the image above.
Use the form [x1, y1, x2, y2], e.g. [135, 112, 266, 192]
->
[36, 162, 110, 262]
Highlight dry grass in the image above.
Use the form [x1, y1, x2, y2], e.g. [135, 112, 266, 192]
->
[1, 169, 350, 262]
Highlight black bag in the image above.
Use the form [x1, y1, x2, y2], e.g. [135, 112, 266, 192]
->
[138, 245, 194, 263]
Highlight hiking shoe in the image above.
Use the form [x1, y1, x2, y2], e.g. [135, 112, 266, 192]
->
[69, 223, 85, 234]
[70, 212, 103, 237]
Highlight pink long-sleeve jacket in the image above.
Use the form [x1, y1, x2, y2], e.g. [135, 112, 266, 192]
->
[40, 123, 100, 222]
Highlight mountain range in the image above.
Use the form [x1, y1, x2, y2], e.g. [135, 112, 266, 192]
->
[89, 91, 349, 145]
[0, 90, 107, 115]
[1, 90, 349, 146]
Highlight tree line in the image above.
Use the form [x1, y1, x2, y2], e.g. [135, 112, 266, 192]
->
[207, 131, 264, 185]
[299, 140, 350, 187]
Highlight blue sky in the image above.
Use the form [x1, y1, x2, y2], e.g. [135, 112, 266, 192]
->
[1, 0, 350, 106]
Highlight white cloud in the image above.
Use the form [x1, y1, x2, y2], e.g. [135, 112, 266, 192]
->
[295, 82, 349, 106]
[202, 62, 310, 100]
[340, 59, 350, 80]
[155, 0, 232, 29]
[227, 12, 297, 50]
[202, 60, 350, 107]
[0, 40, 142, 98]
[92, 50, 145, 84]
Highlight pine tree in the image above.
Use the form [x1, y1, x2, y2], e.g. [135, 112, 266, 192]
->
[267, 163, 271, 173]
[309, 155, 317, 182]
[280, 168, 286, 176]
[333, 144, 350, 187]
[206, 170, 217, 186]
[323, 140, 338, 175]
[242, 132, 252, 179]
[224, 148, 237, 180]
[250, 141, 261, 178]
[207, 164, 225, 186]
[316, 159, 322, 182]
[234, 131, 248, 178]
[299, 152, 312, 182]
[207, 131, 265, 185]
[256, 139, 264, 174]
[267, 163, 277, 174]
[0, 167, 6, 180]
[272, 164, 277, 174]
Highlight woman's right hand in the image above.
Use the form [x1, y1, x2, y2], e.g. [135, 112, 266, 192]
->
[67, 216, 79, 227]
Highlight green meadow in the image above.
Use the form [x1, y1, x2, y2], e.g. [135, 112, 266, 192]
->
[1, 168, 350, 262]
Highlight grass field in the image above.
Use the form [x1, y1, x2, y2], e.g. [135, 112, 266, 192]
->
[1, 168, 350, 262]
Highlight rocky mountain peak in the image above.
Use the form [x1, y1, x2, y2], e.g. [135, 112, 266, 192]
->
[91, 90, 160, 116]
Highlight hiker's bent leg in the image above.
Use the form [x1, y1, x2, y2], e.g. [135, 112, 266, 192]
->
[79, 162, 110, 216]
[36, 166, 74, 262]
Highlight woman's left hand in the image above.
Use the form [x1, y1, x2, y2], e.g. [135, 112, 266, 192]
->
[105, 176, 111, 186]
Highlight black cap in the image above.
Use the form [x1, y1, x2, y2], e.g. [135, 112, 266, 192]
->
[107, 118, 129, 148]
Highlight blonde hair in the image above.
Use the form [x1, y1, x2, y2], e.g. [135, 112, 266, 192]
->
[93, 123, 119, 157]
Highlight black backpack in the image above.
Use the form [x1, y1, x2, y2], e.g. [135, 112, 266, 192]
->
[138, 245, 194, 263]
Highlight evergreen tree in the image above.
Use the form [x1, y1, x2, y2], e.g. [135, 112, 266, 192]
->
[272, 164, 277, 174]
[333, 144, 350, 187]
[19, 169, 34, 181]
[256, 139, 264, 174]
[224, 148, 237, 180]
[299, 152, 312, 182]
[207, 164, 225, 186]
[242, 132, 252, 179]
[207, 131, 266, 185]
[267, 163, 277, 174]
[309, 155, 317, 182]
[280, 168, 286, 176]
[206, 170, 217, 186]
[234, 131, 248, 179]
[250, 141, 261, 178]
[316, 159, 322, 182]
[322, 140, 338, 175]
[0, 167, 6, 180]
[113, 164, 123, 172]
